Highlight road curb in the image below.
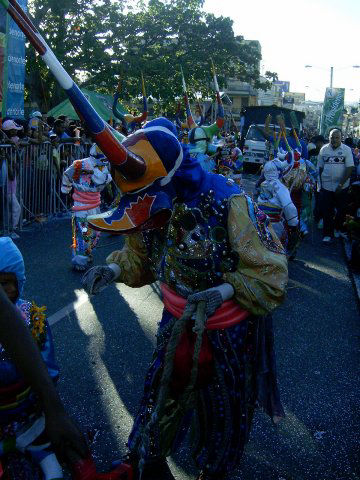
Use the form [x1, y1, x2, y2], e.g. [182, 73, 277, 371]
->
[343, 239, 360, 307]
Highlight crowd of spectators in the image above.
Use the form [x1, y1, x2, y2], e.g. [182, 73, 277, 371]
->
[0, 112, 97, 235]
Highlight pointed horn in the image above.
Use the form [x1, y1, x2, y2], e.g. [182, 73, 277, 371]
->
[131, 73, 148, 124]
[210, 58, 224, 130]
[180, 67, 197, 129]
[112, 84, 126, 124]
[3, 0, 145, 180]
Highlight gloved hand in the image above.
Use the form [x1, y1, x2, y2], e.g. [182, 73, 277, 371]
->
[81, 265, 117, 295]
[187, 283, 234, 317]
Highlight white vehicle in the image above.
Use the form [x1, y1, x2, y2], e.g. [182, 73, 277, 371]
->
[243, 124, 291, 166]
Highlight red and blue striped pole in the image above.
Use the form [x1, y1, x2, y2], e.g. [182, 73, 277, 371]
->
[2, 0, 146, 180]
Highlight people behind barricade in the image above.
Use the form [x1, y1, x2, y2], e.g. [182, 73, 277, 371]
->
[49, 118, 80, 145]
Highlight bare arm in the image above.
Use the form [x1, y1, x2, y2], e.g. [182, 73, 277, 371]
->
[336, 166, 353, 192]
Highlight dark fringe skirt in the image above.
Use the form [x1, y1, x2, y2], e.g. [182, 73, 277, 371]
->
[128, 309, 284, 475]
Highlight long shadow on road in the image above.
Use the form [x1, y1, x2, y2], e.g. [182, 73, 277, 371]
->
[12, 217, 360, 479]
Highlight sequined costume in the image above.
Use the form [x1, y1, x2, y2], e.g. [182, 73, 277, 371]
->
[216, 147, 243, 185]
[61, 146, 112, 270]
[257, 158, 299, 250]
[105, 152, 288, 477]
[0, 238, 60, 480]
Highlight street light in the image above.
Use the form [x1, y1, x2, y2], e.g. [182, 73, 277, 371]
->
[305, 65, 360, 89]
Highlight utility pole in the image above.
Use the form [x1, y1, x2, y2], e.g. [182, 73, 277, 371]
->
[330, 66, 334, 89]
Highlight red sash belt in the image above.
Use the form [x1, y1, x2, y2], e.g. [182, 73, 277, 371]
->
[161, 283, 249, 329]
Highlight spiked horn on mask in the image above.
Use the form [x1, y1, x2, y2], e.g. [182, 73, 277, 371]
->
[195, 101, 204, 126]
[112, 74, 148, 130]
[181, 67, 197, 129]
[210, 58, 225, 130]
[1, 0, 152, 182]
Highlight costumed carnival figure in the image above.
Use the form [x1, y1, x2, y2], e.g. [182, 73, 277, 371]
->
[0, 237, 61, 479]
[181, 64, 224, 173]
[112, 74, 148, 135]
[61, 145, 112, 271]
[216, 141, 243, 186]
[82, 116, 288, 480]
[269, 115, 317, 235]
[257, 152, 300, 256]
[7, 3, 288, 478]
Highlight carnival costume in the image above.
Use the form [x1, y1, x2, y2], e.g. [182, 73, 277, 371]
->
[82, 117, 288, 480]
[6, 5, 288, 478]
[257, 157, 299, 255]
[112, 75, 148, 134]
[61, 145, 112, 271]
[216, 146, 243, 186]
[276, 130, 317, 231]
[181, 67, 224, 173]
[0, 238, 61, 480]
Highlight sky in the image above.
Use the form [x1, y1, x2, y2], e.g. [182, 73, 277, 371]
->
[203, 0, 360, 103]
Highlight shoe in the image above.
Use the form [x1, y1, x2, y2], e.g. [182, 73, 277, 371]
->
[317, 219, 323, 229]
[334, 230, 340, 238]
[9, 231, 20, 239]
[322, 236, 332, 243]
[301, 230, 309, 237]
[338, 231, 349, 240]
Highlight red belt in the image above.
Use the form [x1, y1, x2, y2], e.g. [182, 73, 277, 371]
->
[161, 283, 249, 329]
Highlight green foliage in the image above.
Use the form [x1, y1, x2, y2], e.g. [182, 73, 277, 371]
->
[26, 0, 275, 112]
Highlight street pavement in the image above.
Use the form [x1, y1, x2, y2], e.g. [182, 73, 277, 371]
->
[13, 175, 360, 480]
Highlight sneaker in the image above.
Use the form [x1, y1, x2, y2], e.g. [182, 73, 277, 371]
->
[317, 219, 324, 229]
[10, 231, 20, 239]
[322, 236, 332, 243]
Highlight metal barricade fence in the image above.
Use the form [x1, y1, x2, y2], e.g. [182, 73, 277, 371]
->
[0, 141, 93, 236]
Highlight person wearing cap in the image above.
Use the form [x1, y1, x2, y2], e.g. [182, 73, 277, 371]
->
[61, 144, 112, 271]
[1, 120, 27, 233]
[82, 117, 288, 480]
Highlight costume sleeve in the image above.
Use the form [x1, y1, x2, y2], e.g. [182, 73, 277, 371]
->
[223, 195, 288, 316]
[106, 233, 155, 288]
[61, 162, 75, 193]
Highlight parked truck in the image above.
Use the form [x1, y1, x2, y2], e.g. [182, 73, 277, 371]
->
[241, 105, 305, 168]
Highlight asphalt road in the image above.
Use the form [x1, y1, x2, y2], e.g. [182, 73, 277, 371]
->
[13, 176, 360, 480]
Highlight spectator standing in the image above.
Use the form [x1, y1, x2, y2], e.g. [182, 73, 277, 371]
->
[1, 120, 26, 234]
[318, 129, 354, 243]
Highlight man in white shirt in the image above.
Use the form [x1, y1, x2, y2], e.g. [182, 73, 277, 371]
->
[318, 129, 354, 243]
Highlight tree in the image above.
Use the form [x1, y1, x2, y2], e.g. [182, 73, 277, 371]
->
[26, 0, 275, 113]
